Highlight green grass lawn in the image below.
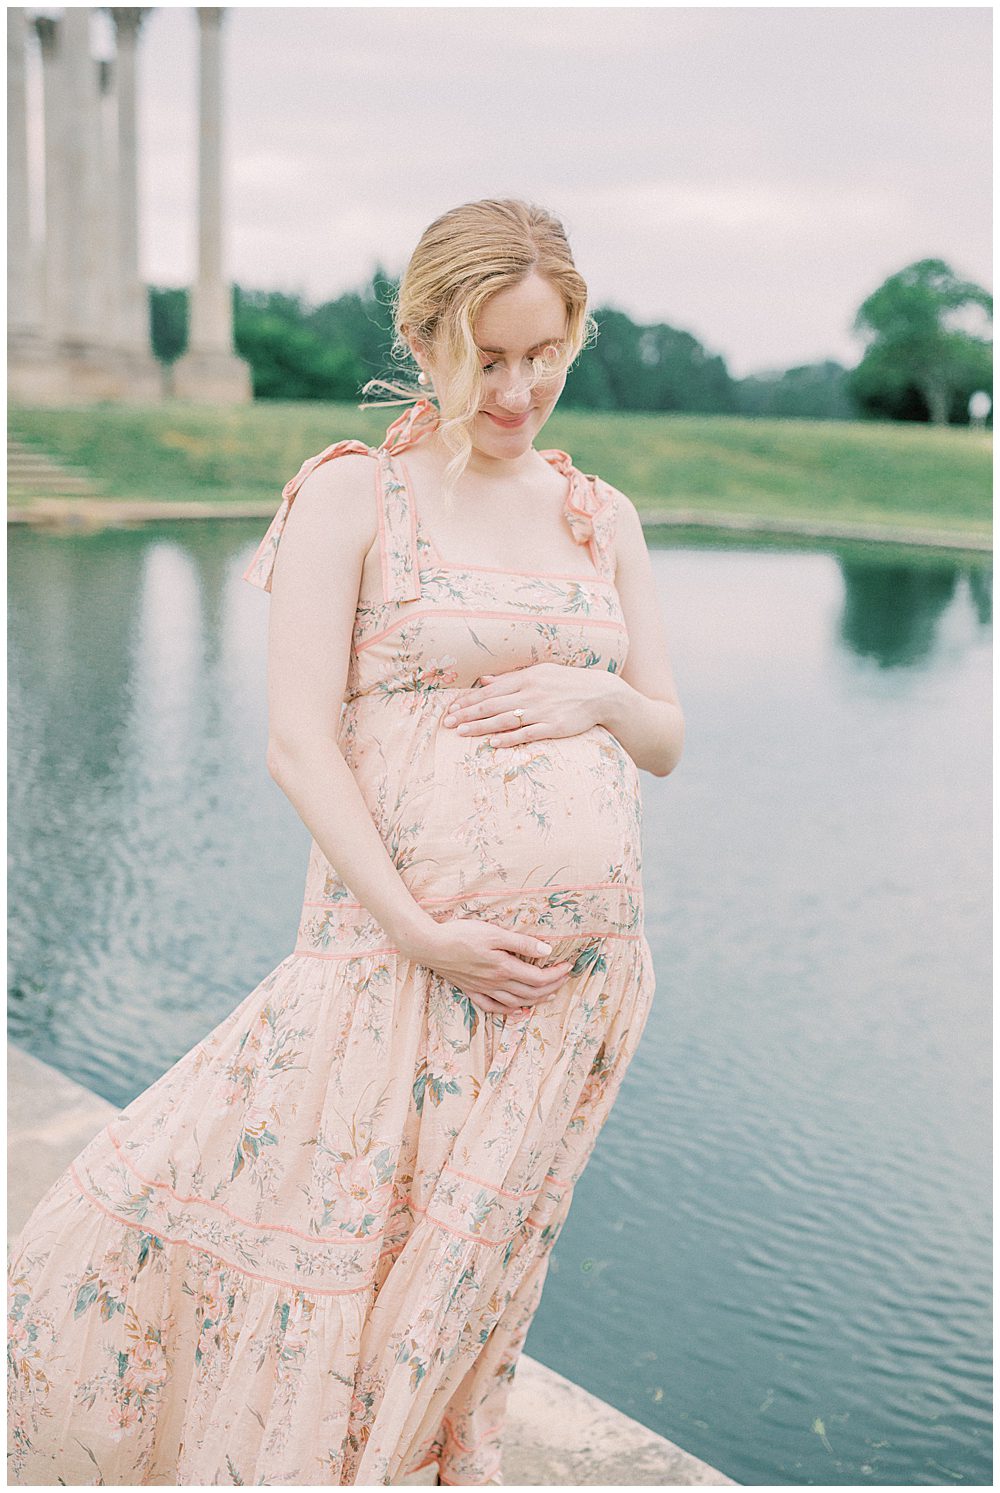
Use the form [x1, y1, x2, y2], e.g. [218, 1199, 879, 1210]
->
[9, 401, 992, 536]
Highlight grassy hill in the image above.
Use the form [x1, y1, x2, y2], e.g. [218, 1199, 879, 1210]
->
[9, 401, 992, 537]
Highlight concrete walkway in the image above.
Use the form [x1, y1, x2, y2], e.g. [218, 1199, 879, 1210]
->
[7, 1043, 736, 1486]
[5, 493, 991, 553]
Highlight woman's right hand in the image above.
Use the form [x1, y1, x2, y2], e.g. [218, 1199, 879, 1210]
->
[403, 917, 574, 1017]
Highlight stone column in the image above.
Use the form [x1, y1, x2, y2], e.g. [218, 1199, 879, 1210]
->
[33, 13, 70, 345]
[60, 8, 106, 344]
[109, 8, 153, 349]
[173, 5, 251, 400]
[8, 8, 39, 343]
[190, 6, 229, 352]
[13, 8, 163, 402]
[10, 10, 74, 401]
[98, 56, 120, 339]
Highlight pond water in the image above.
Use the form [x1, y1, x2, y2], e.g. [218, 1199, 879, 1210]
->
[8, 521, 991, 1485]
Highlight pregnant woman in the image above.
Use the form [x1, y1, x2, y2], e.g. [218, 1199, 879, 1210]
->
[7, 197, 684, 1485]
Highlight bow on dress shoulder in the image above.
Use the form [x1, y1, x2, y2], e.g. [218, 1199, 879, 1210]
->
[380, 396, 442, 455]
[537, 446, 619, 581]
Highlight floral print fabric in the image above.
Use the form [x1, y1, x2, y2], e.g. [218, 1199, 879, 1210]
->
[7, 398, 656, 1485]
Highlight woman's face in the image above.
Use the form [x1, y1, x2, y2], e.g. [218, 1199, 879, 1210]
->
[420, 271, 570, 457]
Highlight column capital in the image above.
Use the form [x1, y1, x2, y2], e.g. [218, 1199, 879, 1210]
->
[105, 8, 153, 43]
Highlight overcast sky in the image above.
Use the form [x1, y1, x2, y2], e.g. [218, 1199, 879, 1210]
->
[24, 3, 992, 378]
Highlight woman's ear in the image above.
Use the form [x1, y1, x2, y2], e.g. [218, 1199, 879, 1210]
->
[407, 335, 431, 378]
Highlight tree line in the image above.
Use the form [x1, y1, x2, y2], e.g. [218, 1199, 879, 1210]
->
[149, 258, 991, 426]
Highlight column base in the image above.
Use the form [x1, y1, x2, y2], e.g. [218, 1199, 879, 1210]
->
[170, 348, 253, 404]
[8, 336, 166, 405]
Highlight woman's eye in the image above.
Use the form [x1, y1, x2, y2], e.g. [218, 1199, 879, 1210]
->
[480, 357, 547, 374]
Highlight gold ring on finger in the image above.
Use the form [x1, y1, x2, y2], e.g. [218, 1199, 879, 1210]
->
[513, 708, 525, 722]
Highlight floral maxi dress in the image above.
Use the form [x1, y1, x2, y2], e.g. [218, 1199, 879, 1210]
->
[7, 399, 657, 1486]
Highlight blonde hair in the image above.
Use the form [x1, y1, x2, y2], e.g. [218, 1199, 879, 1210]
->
[361, 198, 597, 501]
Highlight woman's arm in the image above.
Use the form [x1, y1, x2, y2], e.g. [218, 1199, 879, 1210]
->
[592, 492, 684, 777]
[261, 455, 441, 959]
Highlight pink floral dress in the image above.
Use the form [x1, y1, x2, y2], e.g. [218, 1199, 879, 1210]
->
[7, 398, 657, 1486]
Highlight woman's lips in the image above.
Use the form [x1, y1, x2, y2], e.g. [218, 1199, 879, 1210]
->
[483, 409, 531, 428]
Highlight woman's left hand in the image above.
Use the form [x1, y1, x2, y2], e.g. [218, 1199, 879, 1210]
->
[441, 662, 614, 747]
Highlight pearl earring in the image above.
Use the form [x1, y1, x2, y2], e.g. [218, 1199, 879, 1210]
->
[417, 370, 428, 386]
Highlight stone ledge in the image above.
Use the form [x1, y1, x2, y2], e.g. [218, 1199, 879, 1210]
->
[7, 1043, 737, 1485]
[6, 496, 279, 527]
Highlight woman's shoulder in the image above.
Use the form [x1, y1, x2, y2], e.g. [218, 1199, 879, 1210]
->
[280, 440, 381, 531]
[567, 462, 647, 579]
[287, 438, 380, 499]
[543, 445, 632, 508]
[242, 437, 380, 593]
[560, 454, 637, 526]
[585, 466, 635, 510]
[588, 472, 645, 550]
[586, 473, 645, 557]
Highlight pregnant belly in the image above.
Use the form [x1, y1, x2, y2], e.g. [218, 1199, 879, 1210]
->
[297, 709, 645, 957]
[412, 723, 644, 901]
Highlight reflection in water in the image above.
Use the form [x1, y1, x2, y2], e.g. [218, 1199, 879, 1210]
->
[8, 523, 308, 1099]
[967, 563, 993, 625]
[7, 522, 992, 1488]
[838, 557, 990, 667]
[8, 535, 148, 1047]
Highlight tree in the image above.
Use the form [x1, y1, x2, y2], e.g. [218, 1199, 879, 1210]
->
[229, 285, 370, 400]
[559, 306, 738, 414]
[736, 360, 855, 420]
[148, 285, 187, 364]
[849, 259, 992, 425]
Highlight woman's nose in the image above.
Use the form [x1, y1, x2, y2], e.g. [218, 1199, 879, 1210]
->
[495, 379, 533, 412]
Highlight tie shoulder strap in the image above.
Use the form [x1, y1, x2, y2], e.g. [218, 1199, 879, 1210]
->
[373, 448, 422, 603]
[540, 448, 620, 584]
[379, 396, 441, 457]
[370, 397, 440, 602]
